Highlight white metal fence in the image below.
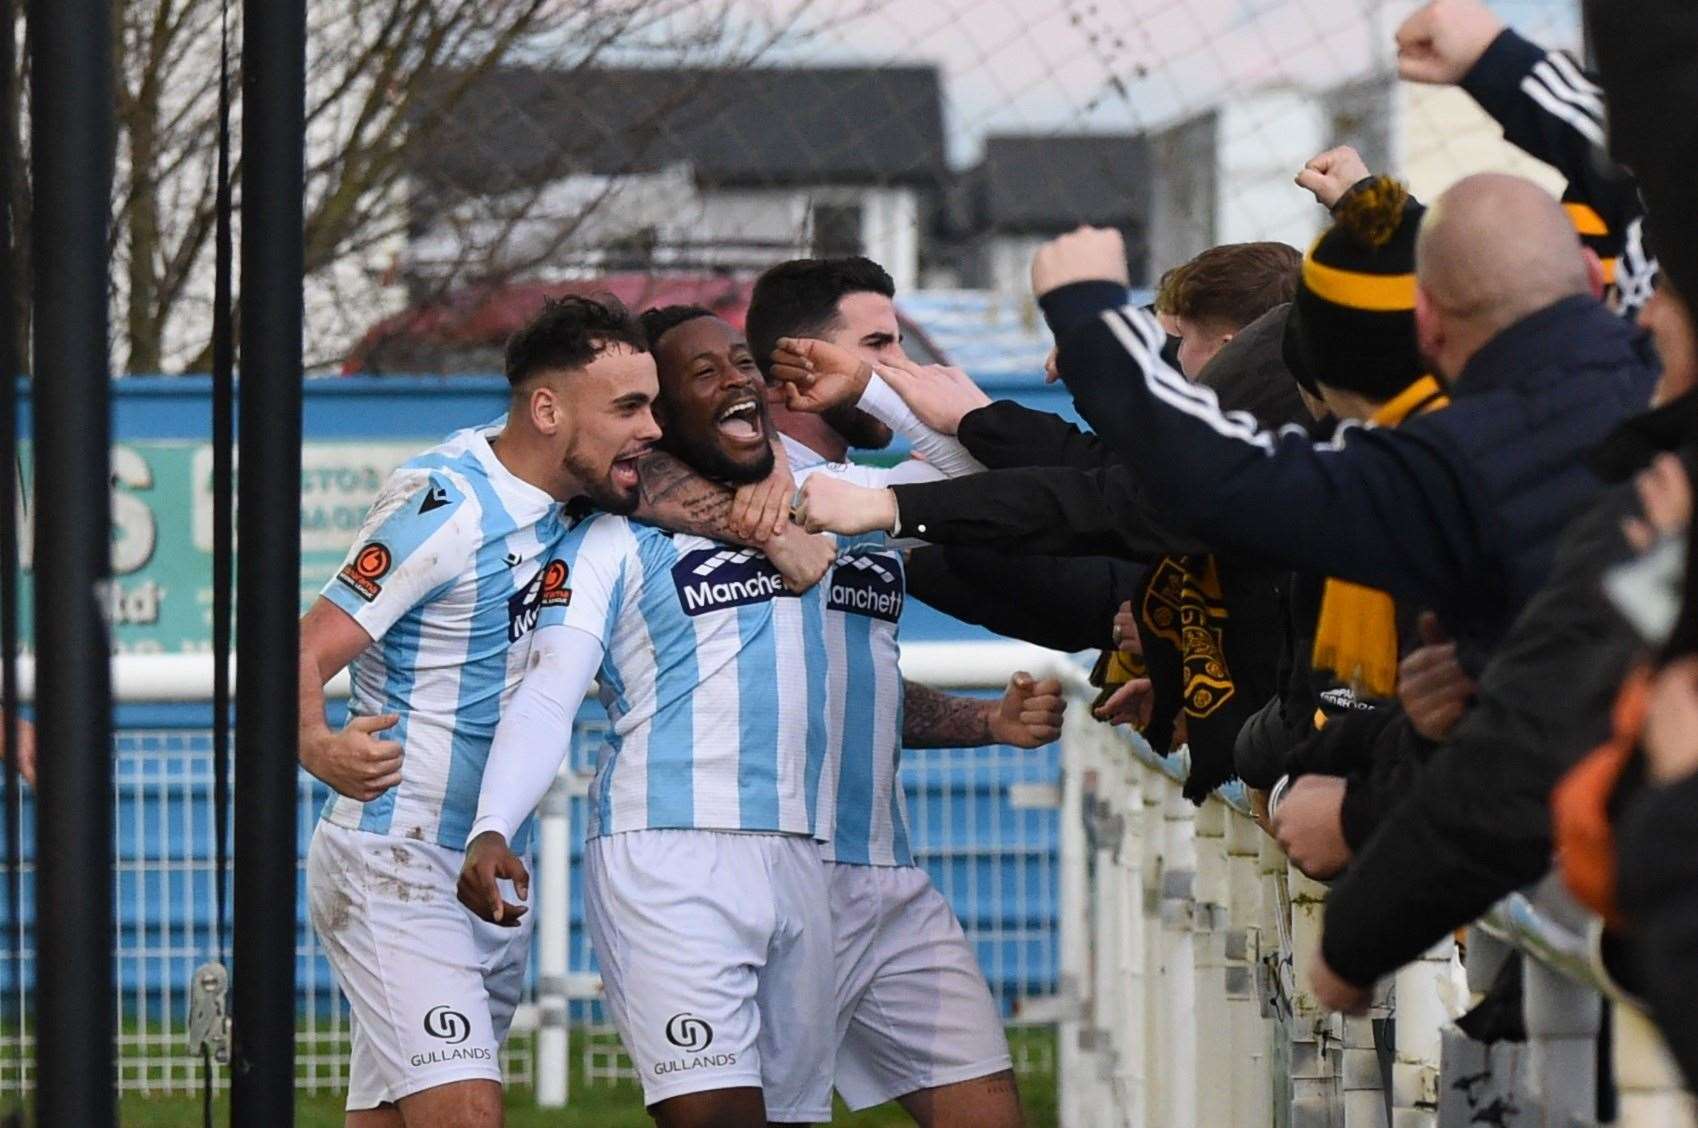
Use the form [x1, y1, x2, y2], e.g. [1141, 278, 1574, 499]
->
[1049, 657, 1698, 1128]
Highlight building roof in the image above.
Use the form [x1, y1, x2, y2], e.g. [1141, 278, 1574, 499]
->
[969, 133, 1150, 232]
[410, 65, 949, 199]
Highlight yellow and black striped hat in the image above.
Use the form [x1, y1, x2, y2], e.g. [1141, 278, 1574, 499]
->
[1286, 176, 1426, 402]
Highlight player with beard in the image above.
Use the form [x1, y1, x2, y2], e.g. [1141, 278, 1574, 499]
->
[745, 259, 1044, 1127]
[452, 305, 855, 1128]
[456, 301, 1059, 1127]
[299, 296, 661, 1128]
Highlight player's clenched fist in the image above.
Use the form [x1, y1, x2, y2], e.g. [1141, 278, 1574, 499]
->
[1395, 0, 1504, 86]
[791, 475, 898, 536]
[458, 831, 531, 927]
[300, 711, 403, 802]
[991, 672, 1065, 747]
[764, 526, 837, 593]
[1030, 225, 1129, 299]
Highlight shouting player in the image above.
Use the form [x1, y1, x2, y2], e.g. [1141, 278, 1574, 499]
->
[298, 296, 662, 1128]
[459, 294, 1062, 1127]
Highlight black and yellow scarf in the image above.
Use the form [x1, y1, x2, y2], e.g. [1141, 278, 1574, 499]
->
[1309, 376, 1450, 705]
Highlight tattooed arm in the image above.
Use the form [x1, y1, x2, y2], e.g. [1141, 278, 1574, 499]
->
[636, 447, 833, 591]
[636, 449, 744, 542]
[902, 674, 1066, 749]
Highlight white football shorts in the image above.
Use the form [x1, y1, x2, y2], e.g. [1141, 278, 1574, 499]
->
[828, 860, 1013, 1110]
[583, 829, 835, 1122]
[305, 820, 533, 1110]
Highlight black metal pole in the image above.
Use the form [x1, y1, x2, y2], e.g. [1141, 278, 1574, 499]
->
[232, 0, 304, 1121]
[27, 0, 115, 1124]
[0, 0, 25, 1110]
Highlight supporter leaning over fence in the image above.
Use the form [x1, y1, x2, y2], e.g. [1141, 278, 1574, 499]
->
[1395, 0, 1657, 317]
[1308, 0, 1698, 1020]
[780, 242, 1304, 800]
[1017, 175, 1651, 676]
[1576, 0, 1698, 1084]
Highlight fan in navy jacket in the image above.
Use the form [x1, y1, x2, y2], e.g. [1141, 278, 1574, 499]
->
[1034, 175, 1658, 679]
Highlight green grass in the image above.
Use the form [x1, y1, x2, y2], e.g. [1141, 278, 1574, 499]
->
[107, 1028, 1057, 1127]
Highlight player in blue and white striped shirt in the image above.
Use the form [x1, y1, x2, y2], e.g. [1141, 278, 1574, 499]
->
[460, 309, 853, 1125]
[463, 303, 1063, 1126]
[298, 296, 661, 1125]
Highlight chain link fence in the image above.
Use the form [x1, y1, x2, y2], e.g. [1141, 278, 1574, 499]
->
[6, 0, 1586, 376]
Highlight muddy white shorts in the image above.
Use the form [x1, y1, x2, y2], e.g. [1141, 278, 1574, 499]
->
[827, 861, 1012, 1110]
[583, 829, 835, 1121]
[305, 820, 533, 1110]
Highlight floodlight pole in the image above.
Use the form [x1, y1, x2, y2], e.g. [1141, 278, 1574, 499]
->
[28, 0, 116, 1123]
[231, 0, 305, 1122]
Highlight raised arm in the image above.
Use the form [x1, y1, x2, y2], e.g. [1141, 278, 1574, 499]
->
[1040, 255, 1484, 604]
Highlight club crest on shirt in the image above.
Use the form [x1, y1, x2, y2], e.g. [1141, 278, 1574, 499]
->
[670, 547, 793, 616]
[827, 550, 904, 623]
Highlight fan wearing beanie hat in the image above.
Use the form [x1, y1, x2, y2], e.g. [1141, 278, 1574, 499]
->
[1285, 175, 1439, 412]
[1284, 176, 1452, 712]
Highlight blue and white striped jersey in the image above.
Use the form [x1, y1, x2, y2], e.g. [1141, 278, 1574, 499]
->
[540, 501, 908, 842]
[783, 438, 915, 867]
[541, 515, 836, 837]
[319, 423, 566, 852]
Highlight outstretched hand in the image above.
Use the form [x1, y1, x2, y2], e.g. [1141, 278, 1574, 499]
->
[791, 475, 898, 537]
[875, 356, 992, 436]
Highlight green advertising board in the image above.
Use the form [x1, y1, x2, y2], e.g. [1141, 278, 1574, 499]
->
[19, 437, 429, 655]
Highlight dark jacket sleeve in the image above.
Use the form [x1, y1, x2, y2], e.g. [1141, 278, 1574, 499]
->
[1460, 29, 1637, 234]
[905, 545, 1142, 652]
[1617, 772, 1698, 1091]
[1050, 301, 1490, 606]
[890, 462, 1207, 561]
[957, 400, 1115, 472]
[1317, 487, 1643, 986]
[1589, 0, 1698, 303]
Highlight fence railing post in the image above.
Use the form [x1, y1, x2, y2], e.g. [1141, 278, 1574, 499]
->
[1523, 953, 1600, 1120]
[1109, 740, 1148, 1126]
[1289, 868, 1340, 1127]
[1192, 799, 1232, 1127]
[1226, 813, 1272, 1126]
[1160, 775, 1199, 1128]
[1390, 937, 1451, 1127]
[535, 769, 572, 1107]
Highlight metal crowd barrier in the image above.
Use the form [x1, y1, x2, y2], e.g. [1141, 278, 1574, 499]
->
[1048, 653, 1698, 1128]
